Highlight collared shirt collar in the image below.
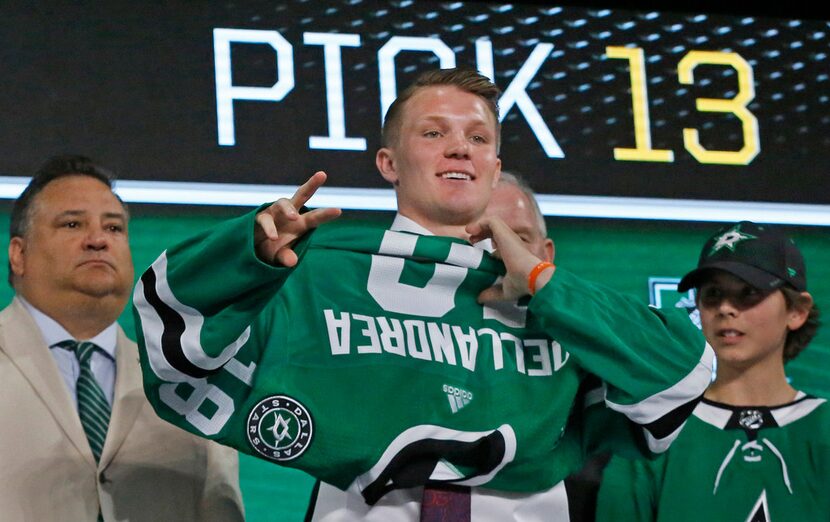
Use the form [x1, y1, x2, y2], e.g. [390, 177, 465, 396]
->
[391, 213, 494, 252]
[18, 296, 118, 359]
[390, 213, 435, 235]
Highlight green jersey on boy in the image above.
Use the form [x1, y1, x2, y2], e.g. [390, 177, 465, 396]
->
[598, 394, 830, 521]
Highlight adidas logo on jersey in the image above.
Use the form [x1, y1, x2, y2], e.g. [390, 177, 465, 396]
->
[443, 384, 473, 413]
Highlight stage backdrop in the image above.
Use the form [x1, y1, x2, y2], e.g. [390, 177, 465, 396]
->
[1, 0, 829, 221]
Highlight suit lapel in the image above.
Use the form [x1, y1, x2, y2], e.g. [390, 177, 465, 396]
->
[99, 328, 144, 469]
[0, 299, 96, 467]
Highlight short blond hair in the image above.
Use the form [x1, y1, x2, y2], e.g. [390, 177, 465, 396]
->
[381, 68, 501, 150]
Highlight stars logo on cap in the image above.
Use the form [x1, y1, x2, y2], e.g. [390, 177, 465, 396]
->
[708, 224, 757, 256]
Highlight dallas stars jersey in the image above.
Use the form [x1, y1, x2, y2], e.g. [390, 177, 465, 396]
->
[597, 394, 830, 521]
[133, 210, 712, 503]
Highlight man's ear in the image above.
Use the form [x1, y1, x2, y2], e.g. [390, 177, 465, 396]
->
[491, 158, 502, 188]
[376, 148, 399, 186]
[544, 238, 555, 263]
[787, 291, 814, 331]
[8, 237, 26, 278]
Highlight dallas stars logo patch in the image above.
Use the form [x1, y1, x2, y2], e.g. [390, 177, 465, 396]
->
[247, 395, 313, 462]
[708, 224, 757, 256]
[739, 409, 764, 430]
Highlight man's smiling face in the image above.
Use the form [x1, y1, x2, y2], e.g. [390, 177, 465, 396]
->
[376, 85, 501, 235]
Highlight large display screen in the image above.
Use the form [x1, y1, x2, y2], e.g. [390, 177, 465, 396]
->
[1, 2, 828, 222]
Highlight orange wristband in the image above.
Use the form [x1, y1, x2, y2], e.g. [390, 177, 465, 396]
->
[527, 261, 555, 295]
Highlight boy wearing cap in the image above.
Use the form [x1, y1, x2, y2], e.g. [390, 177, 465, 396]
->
[596, 221, 830, 521]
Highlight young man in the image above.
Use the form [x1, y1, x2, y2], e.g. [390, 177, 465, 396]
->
[134, 69, 713, 521]
[0, 156, 244, 520]
[597, 221, 829, 521]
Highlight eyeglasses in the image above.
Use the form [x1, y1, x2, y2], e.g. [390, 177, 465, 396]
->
[697, 284, 775, 310]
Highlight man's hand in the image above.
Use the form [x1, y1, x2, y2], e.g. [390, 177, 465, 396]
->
[254, 171, 342, 266]
[467, 216, 555, 302]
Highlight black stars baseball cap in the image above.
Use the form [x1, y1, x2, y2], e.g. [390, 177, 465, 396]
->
[678, 221, 807, 292]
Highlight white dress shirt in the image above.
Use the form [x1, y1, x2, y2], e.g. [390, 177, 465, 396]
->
[391, 213, 494, 252]
[19, 296, 118, 406]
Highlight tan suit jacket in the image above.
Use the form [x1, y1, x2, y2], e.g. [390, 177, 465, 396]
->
[0, 298, 245, 521]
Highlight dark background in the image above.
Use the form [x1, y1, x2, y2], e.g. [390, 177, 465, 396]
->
[1, 0, 828, 204]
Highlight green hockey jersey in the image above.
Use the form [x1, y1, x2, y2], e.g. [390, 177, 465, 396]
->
[597, 393, 830, 521]
[133, 212, 712, 503]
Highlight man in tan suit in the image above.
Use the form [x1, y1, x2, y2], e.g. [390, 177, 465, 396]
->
[0, 155, 245, 521]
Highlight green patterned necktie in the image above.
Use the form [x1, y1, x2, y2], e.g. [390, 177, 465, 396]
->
[58, 340, 112, 463]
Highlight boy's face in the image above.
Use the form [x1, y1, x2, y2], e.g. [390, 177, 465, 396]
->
[696, 271, 805, 370]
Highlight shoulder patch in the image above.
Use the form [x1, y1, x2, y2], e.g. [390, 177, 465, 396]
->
[246, 395, 313, 462]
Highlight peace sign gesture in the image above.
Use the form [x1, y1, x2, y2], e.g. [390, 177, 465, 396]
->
[254, 171, 342, 266]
